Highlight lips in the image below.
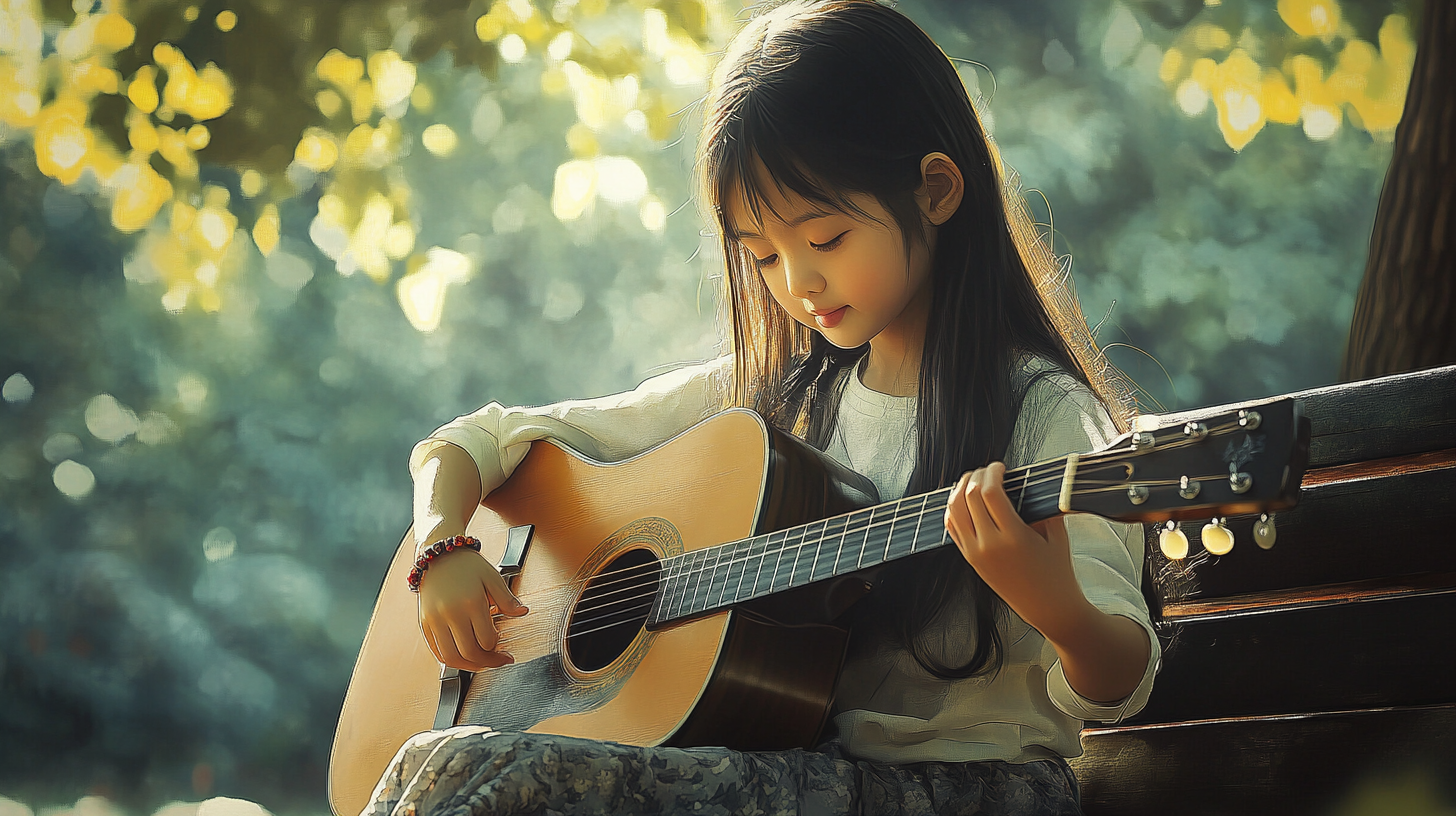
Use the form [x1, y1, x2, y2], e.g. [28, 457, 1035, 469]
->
[810, 305, 847, 329]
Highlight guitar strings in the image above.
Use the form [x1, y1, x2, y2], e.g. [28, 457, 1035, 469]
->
[487, 433, 1237, 638]
[475, 419, 1257, 647]
[532, 454, 1140, 611]
[488, 462, 1245, 644]
[517, 453, 1118, 605]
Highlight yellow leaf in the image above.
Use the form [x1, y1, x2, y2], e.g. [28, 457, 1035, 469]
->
[111, 163, 174, 233]
[128, 66, 160, 114]
[317, 50, 365, 88]
[1261, 70, 1300, 125]
[34, 98, 93, 184]
[1277, 0, 1341, 39]
[294, 129, 339, 172]
[94, 13, 137, 51]
[253, 204, 281, 256]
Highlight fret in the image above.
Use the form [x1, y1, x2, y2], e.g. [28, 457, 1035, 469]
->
[701, 546, 728, 612]
[682, 550, 709, 616]
[876, 500, 899, 566]
[773, 524, 808, 591]
[750, 530, 782, 598]
[850, 507, 873, 571]
[653, 557, 678, 621]
[670, 550, 701, 619]
[810, 515, 848, 583]
[762, 530, 786, 591]
[738, 535, 761, 602]
[791, 519, 828, 588]
[888, 494, 925, 559]
[907, 491, 933, 555]
[722, 538, 750, 605]
[840, 506, 873, 573]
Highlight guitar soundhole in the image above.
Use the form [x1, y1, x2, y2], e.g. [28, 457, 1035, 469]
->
[565, 547, 661, 673]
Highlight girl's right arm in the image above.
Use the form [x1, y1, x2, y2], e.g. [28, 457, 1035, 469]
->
[413, 441, 527, 671]
[410, 355, 733, 672]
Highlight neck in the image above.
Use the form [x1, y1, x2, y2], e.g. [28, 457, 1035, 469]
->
[646, 452, 1077, 627]
[861, 285, 931, 397]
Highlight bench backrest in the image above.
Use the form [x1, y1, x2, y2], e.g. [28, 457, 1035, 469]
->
[1071, 364, 1456, 815]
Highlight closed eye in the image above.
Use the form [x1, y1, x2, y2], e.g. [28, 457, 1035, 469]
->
[812, 231, 849, 251]
[750, 231, 849, 270]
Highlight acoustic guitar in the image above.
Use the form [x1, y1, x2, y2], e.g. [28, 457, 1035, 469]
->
[329, 399, 1310, 815]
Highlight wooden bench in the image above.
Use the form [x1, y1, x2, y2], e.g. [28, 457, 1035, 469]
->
[1070, 364, 1456, 814]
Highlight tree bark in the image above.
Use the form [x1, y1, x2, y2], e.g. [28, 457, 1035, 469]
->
[1340, 0, 1456, 382]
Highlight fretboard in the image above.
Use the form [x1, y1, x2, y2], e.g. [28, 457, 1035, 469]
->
[646, 456, 1072, 627]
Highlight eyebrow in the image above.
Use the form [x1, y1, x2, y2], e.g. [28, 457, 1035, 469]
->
[733, 210, 836, 240]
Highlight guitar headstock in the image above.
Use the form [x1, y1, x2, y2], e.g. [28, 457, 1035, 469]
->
[1066, 397, 1311, 535]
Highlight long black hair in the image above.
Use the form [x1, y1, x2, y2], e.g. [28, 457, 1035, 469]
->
[696, 0, 1131, 679]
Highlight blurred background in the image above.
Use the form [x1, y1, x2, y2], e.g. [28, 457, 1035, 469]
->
[0, 0, 1427, 814]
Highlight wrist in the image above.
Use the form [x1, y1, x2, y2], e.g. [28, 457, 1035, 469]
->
[415, 522, 469, 556]
[408, 534, 483, 592]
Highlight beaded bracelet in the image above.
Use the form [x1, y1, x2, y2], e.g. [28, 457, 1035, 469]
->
[407, 534, 482, 592]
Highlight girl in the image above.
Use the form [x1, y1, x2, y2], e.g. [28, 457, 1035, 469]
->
[368, 0, 1159, 813]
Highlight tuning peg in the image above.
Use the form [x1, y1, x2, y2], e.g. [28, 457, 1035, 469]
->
[1158, 521, 1189, 560]
[1202, 517, 1234, 555]
[1254, 513, 1276, 549]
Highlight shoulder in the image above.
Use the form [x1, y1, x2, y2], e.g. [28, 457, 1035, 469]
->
[632, 353, 734, 396]
[1007, 354, 1121, 465]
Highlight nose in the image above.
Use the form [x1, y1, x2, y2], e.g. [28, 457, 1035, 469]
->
[782, 255, 824, 299]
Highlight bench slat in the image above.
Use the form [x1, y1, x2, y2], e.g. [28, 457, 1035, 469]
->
[1130, 591, 1456, 726]
[1074, 705, 1456, 816]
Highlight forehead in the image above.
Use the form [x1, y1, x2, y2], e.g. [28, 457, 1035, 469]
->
[721, 160, 866, 240]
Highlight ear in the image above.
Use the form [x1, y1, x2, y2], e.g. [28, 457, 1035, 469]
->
[916, 152, 964, 227]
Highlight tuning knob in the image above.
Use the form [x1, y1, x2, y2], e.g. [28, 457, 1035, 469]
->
[1158, 521, 1189, 560]
[1202, 518, 1234, 555]
[1254, 513, 1277, 549]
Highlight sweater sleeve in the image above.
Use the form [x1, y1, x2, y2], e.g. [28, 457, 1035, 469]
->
[1008, 366, 1162, 724]
[409, 355, 735, 505]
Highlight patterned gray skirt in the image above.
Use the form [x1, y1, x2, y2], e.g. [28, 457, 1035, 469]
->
[362, 725, 1083, 816]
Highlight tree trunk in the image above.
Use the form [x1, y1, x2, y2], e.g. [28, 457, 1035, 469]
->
[1340, 0, 1456, 382]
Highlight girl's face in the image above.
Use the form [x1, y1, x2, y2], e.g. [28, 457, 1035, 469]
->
[727, 169, 935, 355]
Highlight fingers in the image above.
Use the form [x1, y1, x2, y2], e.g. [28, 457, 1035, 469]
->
[479, 564, 530, 618]
[447, 616, 498, 670]
[979, 462, 1022, 531]
[469, 606, 515, 668]
[962, 469, 998, 539]
[428, 619, 472, 670]
[944, 471, 973, 549]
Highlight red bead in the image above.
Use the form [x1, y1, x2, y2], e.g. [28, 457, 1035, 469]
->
[454, 535, 465, 546]
[416, 557, 429, 570]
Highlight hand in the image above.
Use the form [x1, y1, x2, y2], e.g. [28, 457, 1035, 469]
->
[943, 462, 1085, 636]
[417, 545, 529, 671]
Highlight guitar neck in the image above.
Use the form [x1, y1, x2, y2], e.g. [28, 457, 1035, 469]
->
[647, 456, 1074, 627]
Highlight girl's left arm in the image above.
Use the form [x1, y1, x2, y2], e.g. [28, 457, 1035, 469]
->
[945, 466, 1152, 706]
[945, 368, 1162, 722]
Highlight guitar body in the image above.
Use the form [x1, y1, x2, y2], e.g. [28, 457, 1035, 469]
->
[329, 408, 878, 816]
